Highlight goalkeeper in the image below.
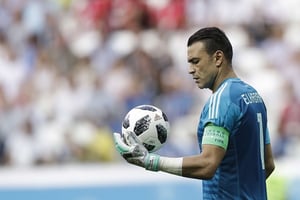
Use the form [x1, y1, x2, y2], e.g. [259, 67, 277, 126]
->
[114, 27, 275, 200]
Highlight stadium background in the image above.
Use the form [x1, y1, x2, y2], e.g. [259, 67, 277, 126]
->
[0, 0, 299, 199]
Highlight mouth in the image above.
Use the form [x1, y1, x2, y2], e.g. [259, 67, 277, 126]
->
[193, 77, 199, 82]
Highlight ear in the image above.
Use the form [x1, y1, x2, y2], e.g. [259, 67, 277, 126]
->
[215, 50, 223, 67]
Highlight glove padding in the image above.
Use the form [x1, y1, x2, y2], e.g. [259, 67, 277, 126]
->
[113, 131, 160, 171]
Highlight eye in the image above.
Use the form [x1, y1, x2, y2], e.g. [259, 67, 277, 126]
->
[188, 58, 199, 65]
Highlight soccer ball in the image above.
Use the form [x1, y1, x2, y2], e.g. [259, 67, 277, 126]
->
[122, 105, 169, 152]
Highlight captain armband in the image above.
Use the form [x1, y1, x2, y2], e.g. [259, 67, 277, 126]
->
[202, 124, 229, 150]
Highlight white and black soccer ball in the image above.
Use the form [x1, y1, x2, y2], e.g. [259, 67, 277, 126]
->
[122, 105, 169, 152]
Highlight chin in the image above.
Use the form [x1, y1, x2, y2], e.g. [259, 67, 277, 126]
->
[197, 84, 205, 89]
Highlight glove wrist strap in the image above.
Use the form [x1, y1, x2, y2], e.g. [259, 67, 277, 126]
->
[145, 154, 160, 171]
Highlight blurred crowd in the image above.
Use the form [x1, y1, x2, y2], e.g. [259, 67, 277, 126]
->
[0, 0, 299, 167]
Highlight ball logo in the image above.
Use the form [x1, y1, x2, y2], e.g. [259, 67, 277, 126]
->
[154, 113, 162, 121]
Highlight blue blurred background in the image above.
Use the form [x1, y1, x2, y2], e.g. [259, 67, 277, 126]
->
[0, 0, 299, 199]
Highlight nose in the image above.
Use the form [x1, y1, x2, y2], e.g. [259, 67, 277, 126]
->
[188, 65, 195, 74]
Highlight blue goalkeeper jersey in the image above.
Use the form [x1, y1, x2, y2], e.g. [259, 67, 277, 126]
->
[197, 78, 270, 200]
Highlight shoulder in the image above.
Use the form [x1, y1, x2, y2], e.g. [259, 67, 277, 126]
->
[211, 78, 242, 105]
[204, 79, 241, 120]
[219, 78, 260, 104]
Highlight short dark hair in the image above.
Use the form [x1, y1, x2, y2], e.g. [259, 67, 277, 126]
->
[187, 27, 233, 63]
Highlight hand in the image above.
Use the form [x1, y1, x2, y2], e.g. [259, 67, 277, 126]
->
[113, 131, 160, 171]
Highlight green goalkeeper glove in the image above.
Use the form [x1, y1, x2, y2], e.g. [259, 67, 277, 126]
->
[113, 131, 160, 171]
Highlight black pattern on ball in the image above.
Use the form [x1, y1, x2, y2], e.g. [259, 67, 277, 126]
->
[143, 143, 155, 152]
[156, 124, 168, 143]
[136, 105, 157, 112]
[162, 112, 168, 122]
[134, 115, 151, 136]
[122, 115, 130, 129]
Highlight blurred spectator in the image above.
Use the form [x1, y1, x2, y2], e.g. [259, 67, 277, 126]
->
[275, 82, 300, 157]
[147, 0, 186, 30]
[5, 117, 37, 166]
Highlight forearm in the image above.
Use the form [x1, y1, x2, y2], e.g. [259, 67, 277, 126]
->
[264, 144, 275, 179]
[157, 155, 216, 180]
[265, 161, 275, 179]
[182, 155, 216, 179]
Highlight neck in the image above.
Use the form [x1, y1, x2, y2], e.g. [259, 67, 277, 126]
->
[212, 67, 237, 93]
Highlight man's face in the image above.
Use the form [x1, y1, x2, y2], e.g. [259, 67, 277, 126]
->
[187, 41, 218, 90]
